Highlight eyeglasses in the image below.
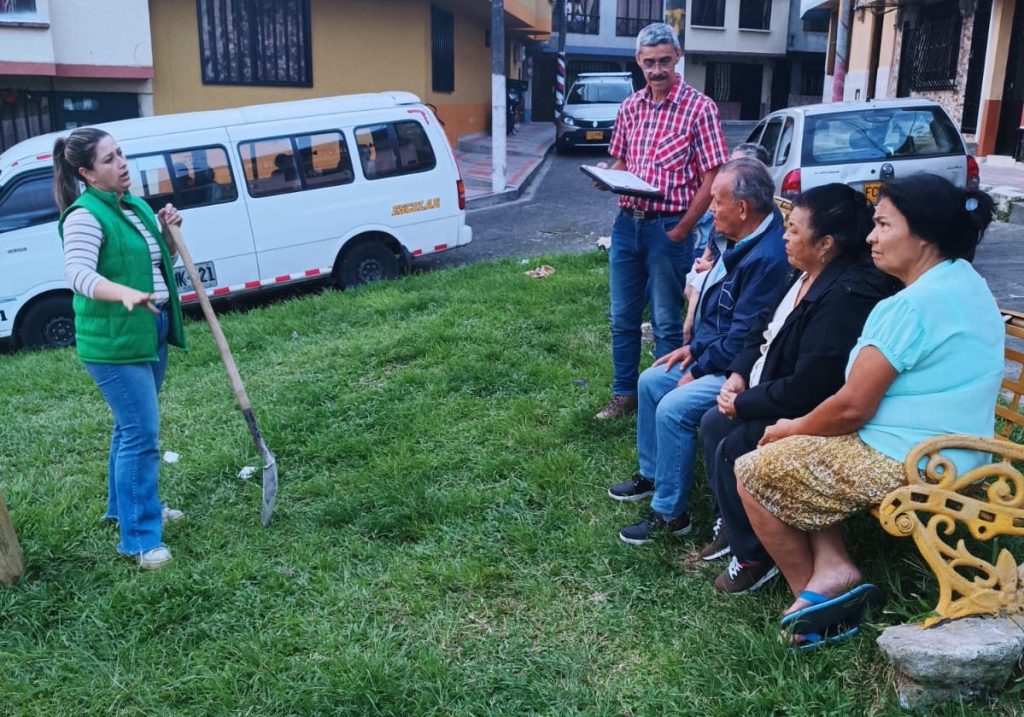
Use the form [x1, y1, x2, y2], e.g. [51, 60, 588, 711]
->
[640, 57, 676, 71]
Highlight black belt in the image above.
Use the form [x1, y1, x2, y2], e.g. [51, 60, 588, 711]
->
[622, 208, 682, 221]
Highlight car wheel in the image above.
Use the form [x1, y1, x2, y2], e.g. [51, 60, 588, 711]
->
[335, 239, 400, 289]
[17, 294, 76, 350]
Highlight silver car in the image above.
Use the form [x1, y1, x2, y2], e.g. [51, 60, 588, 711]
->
[556, 72, 635, 153]
[746, 99, 979, 202]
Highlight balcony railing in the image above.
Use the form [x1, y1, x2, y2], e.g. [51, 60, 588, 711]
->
[616, 15, 661, 37]
[565, 12, 600, 35]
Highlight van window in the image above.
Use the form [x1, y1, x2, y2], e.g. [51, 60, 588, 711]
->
[803, 107, 964, 166]
[776, 117, 795, 166]
[0, 172, 60, 234]
[128, 145, 237, 211]
[355, 121, 436, 180]
[240, 130, 354, 197]
[759, 118, 783, 161]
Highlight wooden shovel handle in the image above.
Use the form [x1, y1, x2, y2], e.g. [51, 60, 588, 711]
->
[165, 224, 252, 413]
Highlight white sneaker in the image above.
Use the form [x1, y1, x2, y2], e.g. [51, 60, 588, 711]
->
[162, 507, 184, 525]
[137, 546, 172, 570]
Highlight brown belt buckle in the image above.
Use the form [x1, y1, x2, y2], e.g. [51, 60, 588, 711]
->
[631, 209, 645, 220]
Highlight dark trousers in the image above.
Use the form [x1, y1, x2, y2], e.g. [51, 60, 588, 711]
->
[700, 407, 772, 564]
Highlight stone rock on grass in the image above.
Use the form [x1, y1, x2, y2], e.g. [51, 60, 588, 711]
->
[877, 616, 1024, 710]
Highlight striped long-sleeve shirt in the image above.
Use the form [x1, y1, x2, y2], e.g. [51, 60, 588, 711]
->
[63, 207, 170, 300]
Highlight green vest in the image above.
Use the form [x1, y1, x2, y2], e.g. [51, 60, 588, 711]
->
[58, 186, 186, 363]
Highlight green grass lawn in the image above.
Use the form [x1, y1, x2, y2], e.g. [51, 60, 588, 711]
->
[0, 252, 1012, 716]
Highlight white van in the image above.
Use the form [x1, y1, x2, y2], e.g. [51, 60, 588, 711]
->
[0, 91, 472, 348]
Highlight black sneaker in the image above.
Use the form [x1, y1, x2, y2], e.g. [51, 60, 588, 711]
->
[714, 556, 779, 595]
[608, 474, 654, 502]
[698, 517, 731, 562]
[619, 510, 692, 545]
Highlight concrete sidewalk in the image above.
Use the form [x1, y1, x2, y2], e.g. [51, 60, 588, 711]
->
[979, 157, 1024, 223]
[454, 122, 555, 209]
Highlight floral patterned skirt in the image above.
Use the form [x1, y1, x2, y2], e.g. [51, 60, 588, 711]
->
[735, 433, 905, 532]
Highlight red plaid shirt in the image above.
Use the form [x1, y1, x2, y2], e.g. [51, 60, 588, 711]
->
[608, 76, 729, 213]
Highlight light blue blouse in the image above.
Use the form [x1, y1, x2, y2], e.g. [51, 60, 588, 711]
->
[847, 259, 1004, 472]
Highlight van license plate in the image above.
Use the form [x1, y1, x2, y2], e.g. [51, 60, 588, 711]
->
[864, 181, 883, 204]
[174, 261, 217, 293]
[585, 130, 604, 141]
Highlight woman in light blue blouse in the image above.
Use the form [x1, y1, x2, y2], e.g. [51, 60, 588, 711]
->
[733, 174, 1003, 649]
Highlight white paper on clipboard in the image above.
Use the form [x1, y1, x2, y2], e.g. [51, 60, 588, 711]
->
[580, 165, 665, 200]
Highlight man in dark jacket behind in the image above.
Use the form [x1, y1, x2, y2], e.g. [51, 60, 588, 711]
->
[607, 158, 790, 544]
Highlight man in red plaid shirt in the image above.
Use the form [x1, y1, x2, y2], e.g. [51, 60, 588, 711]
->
[594, 22, 730, 420]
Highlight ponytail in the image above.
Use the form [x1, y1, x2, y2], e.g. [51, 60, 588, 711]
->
[52, 127, 109, 212]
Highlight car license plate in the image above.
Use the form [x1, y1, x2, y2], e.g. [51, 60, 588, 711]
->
[864, 181, 884, 204]
[585, 130, 604, 141]
[174, 261, 217, 293]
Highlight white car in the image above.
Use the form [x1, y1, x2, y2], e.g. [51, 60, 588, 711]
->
[555, 73, 634, 153]
[746, 99, 978, 202]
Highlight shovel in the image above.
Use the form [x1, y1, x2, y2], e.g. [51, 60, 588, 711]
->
[165, 225, 278, 527]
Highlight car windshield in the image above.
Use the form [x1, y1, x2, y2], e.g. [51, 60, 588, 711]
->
[802, 107, 963, 166]
[567, 81, 632, 105]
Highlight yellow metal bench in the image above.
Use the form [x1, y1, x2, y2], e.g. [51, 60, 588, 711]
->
[876, 308, 1024, 626]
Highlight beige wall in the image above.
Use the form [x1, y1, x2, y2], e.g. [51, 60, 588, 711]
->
[149, 0, 503, 144]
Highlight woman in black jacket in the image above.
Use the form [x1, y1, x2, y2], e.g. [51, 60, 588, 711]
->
[697, 183, 899, 594]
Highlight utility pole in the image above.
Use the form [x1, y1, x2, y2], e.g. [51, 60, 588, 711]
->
[555, 0, 566, 114]
[832, 0, 852, 102]
[491, 0, 507, 194]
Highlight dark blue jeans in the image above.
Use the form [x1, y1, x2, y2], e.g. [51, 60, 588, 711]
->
[84, 308, 169, 556]
[609, 210, 694, 396]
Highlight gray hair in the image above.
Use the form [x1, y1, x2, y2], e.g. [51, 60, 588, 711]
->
[720, 157, 775, 215]
[636, 22, 680, 52]
[732, 142, 771, 166]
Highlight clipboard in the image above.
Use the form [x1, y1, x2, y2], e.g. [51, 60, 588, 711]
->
[580, 165, 665, 200]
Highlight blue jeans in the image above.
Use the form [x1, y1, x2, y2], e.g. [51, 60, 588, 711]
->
[84, 308, 169, 556]
[609, 211, 694, 396]
[637, 362, 725, 519]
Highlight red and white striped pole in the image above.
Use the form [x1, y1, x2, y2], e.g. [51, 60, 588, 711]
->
[555, 0, 566, 114]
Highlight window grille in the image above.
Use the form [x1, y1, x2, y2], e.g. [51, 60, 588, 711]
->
[691, 0, 725, 27]
[615, 0, 661, 37]
[566, 0, 600, 35]
[431, 5, 455, 93]
[739, 0, 771, 30]
[905, 5, 961, 92]
[197, 0, 311, 87]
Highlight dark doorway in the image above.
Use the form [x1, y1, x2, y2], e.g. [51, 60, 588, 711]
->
[771, 57, 791, 111]
[896, 21, 913, 97]
[961, 0, 992, 134]
[706, 62, 764, 120]
[996, 0, 1024, 155]
[531, 54, 556, 122]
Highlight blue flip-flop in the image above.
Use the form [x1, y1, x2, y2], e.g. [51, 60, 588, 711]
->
[791, 624, 861, 651]
[780, 583, 881, 636]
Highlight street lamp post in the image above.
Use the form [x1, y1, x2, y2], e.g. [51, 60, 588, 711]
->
[491, 0, 507, 194]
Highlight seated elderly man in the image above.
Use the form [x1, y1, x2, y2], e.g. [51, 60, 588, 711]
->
[608, 158, 790, 544]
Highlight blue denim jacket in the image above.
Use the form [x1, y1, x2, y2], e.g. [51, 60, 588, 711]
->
[688, 208, 789, 379]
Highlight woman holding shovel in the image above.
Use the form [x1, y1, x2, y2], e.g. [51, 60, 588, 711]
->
[54, 127, 186, 570]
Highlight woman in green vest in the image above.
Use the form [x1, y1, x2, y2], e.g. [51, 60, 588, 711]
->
[54, 127, 187, 570]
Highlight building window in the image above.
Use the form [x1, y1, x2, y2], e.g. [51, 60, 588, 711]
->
[691, 0, 725, 28]
[431, 5, 455, 93]
[566, 1, 600, 35]
[800, 57, 824, 96]
[739, 0, 771, 31]
[802, 8, 830, 33]
[616, 0, 661, 37]
[196, 0, 312, 87]
[0, 0, 36, 17]
[904, 3, 961, 91]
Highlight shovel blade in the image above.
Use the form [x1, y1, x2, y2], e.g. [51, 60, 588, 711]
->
[261, 453, 279, 527]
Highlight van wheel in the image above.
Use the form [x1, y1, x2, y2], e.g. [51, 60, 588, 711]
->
[17, 295, 76, 349]
[336, 240, 399, 288]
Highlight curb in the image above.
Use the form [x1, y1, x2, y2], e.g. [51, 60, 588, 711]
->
[465, 141, 554, 210]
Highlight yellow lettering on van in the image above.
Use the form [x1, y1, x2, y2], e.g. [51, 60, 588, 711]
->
[391, 197, 442, 216]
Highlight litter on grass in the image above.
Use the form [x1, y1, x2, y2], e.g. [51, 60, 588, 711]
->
[574, 378, 588, 387]
[238, 466, 258, 480]
[162, 451, 180, 464]
[524, 265, 555, 279]
[596, 236, 611, 251]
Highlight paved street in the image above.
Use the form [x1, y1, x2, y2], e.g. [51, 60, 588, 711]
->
[418, 140, 1024, 312]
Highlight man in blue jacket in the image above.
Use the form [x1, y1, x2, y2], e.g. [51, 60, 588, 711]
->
[608, 157, 790, 544]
